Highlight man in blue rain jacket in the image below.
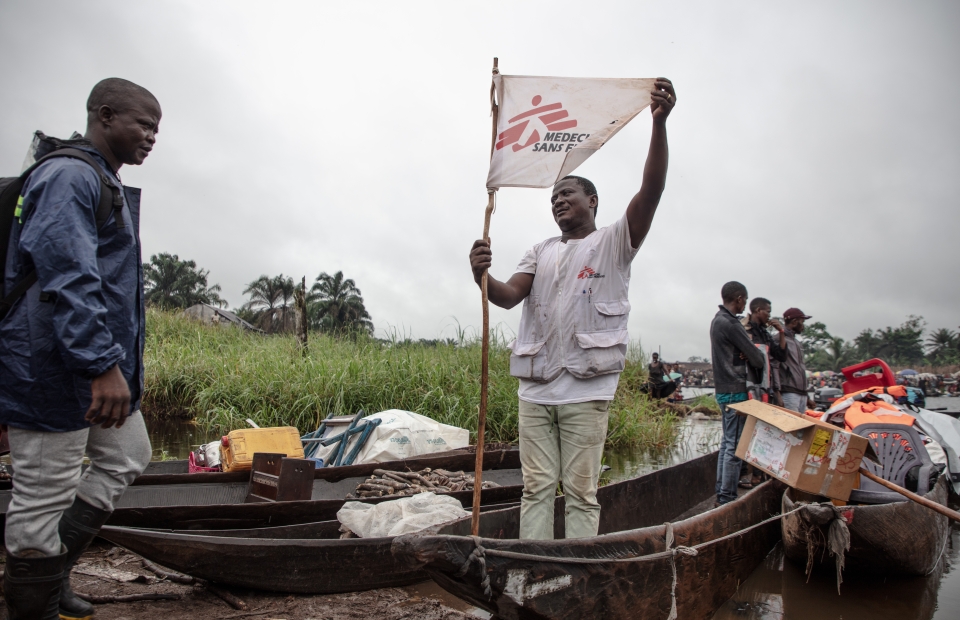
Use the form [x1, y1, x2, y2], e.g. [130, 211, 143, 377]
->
[0, 78, 160, 620]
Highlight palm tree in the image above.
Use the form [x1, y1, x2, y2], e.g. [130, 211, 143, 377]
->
[143, 253, 225, 310]
[822, 335, 856, 372]
[309, 271, 373, 334]
[242, 274, 296, 333]
[925, 328, 959, 364]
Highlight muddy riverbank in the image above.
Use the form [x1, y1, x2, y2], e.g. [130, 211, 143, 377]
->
[25, 541, 480, 620]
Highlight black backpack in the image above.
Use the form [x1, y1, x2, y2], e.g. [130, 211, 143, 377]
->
[0, 147, 124, 320]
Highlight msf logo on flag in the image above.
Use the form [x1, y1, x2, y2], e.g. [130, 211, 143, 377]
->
[495, 95, 580, 153]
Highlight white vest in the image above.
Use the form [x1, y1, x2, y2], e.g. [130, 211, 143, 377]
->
[510, 215, 640, 383]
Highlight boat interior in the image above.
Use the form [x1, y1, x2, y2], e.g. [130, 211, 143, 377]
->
[0, 467, 524, 514]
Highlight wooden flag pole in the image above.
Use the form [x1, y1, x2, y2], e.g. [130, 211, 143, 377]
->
[472, 57, 500, 537]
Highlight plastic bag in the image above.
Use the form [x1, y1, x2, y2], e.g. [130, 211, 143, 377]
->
[189, 442, 222, 473]
[315, 410, 469, 465]
[336, 492, 469, 538]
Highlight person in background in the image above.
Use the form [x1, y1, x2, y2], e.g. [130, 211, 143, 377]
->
[710, 282, 766, 505]
[646, 352, 677, 400]
[777, 308, 816, 413]
[741, 297, 787, 397]
[739, 297, 787, 488]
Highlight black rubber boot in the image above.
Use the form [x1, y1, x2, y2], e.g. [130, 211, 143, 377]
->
[57, 497, 111, 620]
[3, 546, 66, 620]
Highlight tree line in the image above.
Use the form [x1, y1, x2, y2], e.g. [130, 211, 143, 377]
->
[143, 253, 373, 335]
[144, 252, 957, 362]
[801, 315, 959, 370]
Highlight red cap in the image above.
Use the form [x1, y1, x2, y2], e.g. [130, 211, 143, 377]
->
[783, 308, 812, 320]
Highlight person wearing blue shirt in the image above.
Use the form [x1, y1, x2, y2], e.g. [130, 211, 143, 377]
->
[1, 78, 160, 620]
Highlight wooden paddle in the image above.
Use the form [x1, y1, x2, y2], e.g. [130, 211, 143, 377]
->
[858, 467, 960, 523]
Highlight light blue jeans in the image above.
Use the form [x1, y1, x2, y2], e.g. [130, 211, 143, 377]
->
[715, 397, 747, 504]
[781, 392, 806, 413]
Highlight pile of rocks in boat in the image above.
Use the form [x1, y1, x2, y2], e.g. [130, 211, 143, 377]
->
[348, 467, 499, 499]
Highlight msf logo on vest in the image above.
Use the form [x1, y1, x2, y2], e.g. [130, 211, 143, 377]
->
[578, 267, 605, 279]
[495, 95, 589, 153]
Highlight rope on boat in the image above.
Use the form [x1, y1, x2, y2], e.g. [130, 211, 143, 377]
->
[793, 502, 856, 593]
[925, 533, 951, 577]
[455, 506, 804, 602]
[664, 522, 697, 620]
[456, 537, 492, 599]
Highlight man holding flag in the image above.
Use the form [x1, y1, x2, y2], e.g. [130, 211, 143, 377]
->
[469, 77, 676, 540]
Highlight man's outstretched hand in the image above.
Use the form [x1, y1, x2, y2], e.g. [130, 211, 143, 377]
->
[85, 365, 131, 429]
[650, 78, 676, 124]
[469, 239, 493, 285]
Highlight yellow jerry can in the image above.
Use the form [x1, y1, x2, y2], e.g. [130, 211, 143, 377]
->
[220, 427, 305, 472]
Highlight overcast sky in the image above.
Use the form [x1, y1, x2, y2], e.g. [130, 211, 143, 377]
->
[2, 1, 957, 360]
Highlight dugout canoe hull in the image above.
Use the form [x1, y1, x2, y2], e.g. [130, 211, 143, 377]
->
[0, 449, 522, 532]
[98, 502, 520, 595]
[781, 475, 951, 576]
[392, 452, 786, 620]
[100, 523, 432, 594]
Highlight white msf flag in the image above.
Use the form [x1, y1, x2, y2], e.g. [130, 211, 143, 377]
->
[486, 75, 657, 189]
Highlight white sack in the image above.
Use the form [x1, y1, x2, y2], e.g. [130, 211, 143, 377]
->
[336, 492, 469, 538]
[487, 75, 657, 188]
[914, 408, 960, 495]
[315, 409, 469, 465]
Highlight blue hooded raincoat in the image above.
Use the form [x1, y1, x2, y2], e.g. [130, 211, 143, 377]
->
[0, 143, 145, 432]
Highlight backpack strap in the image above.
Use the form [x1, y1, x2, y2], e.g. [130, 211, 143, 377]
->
[0, 148, 122, 319]
[37, 148, 124, 231]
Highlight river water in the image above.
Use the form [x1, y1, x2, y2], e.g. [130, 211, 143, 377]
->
[144, 395, 960, 619]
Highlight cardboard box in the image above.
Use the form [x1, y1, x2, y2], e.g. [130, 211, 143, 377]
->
[730, 400, 876, 501]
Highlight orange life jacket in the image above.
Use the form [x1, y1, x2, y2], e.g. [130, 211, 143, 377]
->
[844, 385, 907, 400]
[843, 399, 915, 431]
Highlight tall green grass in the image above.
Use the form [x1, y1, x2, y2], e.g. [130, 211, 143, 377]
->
[143, 310, 680, 449]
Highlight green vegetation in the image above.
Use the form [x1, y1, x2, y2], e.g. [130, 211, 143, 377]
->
[143, 310, 681, 449]
[240, 274, 297, 333]
[802, 316, 960, 370]
[234, 271, 374, 335]
[309, 271, 374, 334]
[144, 253, 226, 309]
[681, 394, 721, 413]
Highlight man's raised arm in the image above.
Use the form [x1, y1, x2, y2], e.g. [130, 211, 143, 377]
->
[625, 78, 676, 249]
[469, 239, 534, 309]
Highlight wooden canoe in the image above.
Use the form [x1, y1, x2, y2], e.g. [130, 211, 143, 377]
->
[97, 501, 519, 595]
[0, 448, 522, 532]
[781, 474, 951, 576]
[392, 452, 786, 620]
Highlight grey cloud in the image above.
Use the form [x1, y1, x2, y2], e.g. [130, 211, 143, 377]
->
[1, 0, 957, 361]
